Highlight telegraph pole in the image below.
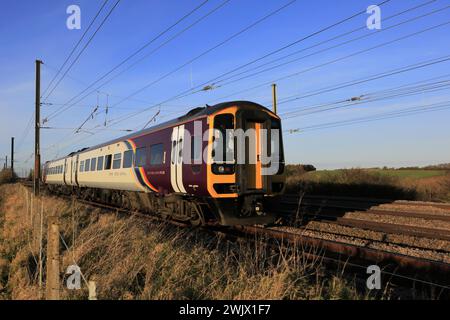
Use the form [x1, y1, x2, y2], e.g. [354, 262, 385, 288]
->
[272, 83, 277, 114]
[34, 60, 43, 196]
[11, 137, 14, 180]
[5, 156, 8, 169]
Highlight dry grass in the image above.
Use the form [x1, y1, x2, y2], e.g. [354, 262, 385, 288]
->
[285, 166, 450, 202]
[0, 169, 16, 185]
[400, 175, 450, 202]
[0, 184, 370, 300]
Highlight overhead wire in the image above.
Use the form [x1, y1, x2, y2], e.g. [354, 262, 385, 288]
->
[42, 0, 297, 155]
[280, 78, 450, 119]
[209, 19, 450, 104]
[40, 0, 110, 98]
[104, 19, 450, 128]
[285, 100, 450, 134]
[107, 0, 298, 111]
[44, 0, 213, 121]
[42, 0, 122, 102]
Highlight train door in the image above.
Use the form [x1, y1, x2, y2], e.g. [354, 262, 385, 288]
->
[245, 121, 263, 190]
[170, 125, 187, 193]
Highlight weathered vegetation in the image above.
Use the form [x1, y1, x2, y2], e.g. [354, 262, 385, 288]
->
[0, 169, 17, 185]
[285, 165, 450, 202]
[0, 184, 369, 300]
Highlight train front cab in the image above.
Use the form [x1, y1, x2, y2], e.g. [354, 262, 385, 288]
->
[207, 103, 285, 226]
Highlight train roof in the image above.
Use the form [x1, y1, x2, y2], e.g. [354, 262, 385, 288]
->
[47, 101, 274, 162]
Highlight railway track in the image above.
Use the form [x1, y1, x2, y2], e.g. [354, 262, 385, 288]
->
[21, 182, 450, 296]
[271, 194, 450, 289]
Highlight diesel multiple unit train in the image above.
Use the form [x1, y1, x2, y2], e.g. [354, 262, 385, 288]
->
[43, 101, 285, 226]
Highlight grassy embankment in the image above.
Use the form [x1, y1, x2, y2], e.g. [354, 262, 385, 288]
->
[0, 183, 369, 300]
[285, 166, 450, 202]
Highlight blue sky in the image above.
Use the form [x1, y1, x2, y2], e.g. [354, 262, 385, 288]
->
[1, 0, 449, 175]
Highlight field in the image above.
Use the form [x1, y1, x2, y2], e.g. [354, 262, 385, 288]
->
[285, 166, 450, 202]
[308, 169, 447, 180]
[0, 184, 371, 300]
[371, 169, 447, 179]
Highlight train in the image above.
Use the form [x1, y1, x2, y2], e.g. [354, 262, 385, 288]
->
[43, 101, 285, 226]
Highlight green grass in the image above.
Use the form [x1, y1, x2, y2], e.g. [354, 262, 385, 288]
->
[369, 169, 446, 179]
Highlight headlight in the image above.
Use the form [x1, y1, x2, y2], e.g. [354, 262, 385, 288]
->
[212, 163, 235, 174]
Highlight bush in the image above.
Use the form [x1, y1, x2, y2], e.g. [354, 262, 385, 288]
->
[285, 168, 417, 200]
[284, 167, 450, 201]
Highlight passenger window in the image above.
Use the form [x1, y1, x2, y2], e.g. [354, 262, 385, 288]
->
[135, 147, 147, 167]
[105, 154, 112, 170]
[85, 159, 90, 172]
[91, 158, 97, 172]
[150, 144, 164, 165]
[123, 150, 133, 168]
[113, 153, 122, 169]
[97, 156, 104, 171]
[80, 161, 84, 172]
